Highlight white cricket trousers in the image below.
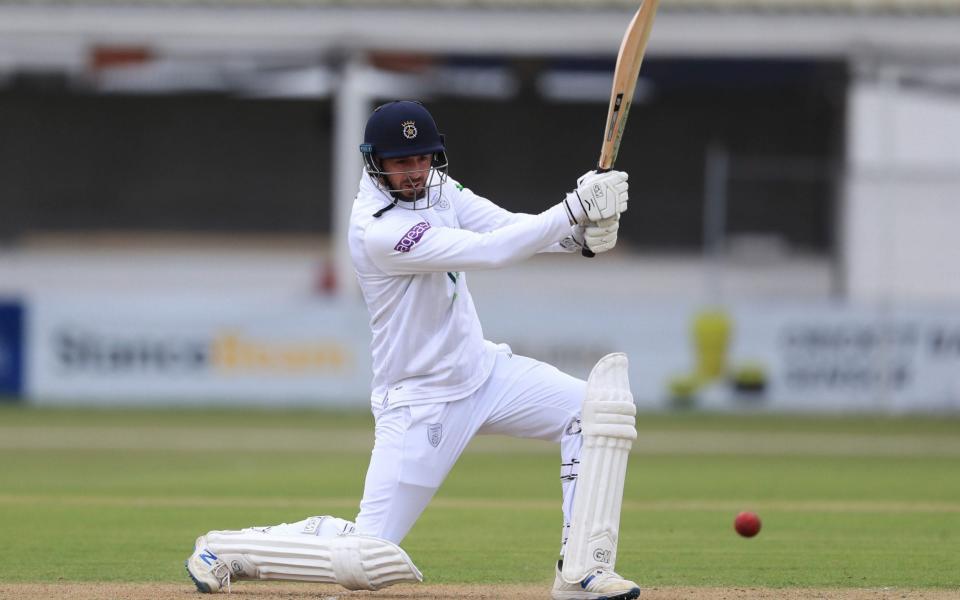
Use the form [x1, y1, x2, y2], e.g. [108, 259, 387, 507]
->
[356, 345, 585, 547]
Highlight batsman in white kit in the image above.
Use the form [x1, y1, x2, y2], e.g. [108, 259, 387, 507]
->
[186, 101, 641, 599]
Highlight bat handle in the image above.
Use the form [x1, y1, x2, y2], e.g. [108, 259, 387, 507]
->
[581, 164, 612, 258]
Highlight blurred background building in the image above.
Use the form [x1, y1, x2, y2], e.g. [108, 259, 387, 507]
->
[1, 0, 959, 411]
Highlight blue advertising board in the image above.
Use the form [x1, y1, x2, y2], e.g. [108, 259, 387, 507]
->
[0, 300, 24, 399]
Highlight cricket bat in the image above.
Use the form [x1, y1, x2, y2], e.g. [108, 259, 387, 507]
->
[583, 0, 659, 257]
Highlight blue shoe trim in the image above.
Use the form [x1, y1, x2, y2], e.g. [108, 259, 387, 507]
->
[599, 587, 641, 600]
[581, 573, 596, 589]
[198, 549, 218, 566]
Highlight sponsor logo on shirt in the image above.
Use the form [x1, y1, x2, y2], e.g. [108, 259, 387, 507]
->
[394, 222, 431, 253]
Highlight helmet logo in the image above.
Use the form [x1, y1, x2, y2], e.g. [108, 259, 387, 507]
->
[401, 120, 418, 140]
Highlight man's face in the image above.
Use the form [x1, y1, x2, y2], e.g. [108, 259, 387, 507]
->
[380, 154, 433, 200]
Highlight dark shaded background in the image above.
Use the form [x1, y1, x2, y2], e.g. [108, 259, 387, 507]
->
[0, 58, 847, 252]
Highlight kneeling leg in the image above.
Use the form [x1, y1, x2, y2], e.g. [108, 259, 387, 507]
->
[186, 515, 422, 593]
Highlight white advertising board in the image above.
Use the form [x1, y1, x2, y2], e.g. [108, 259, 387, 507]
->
[479, 300, 960, 413]
[27, 295, 374, 406]
[26, 294, 960, 412]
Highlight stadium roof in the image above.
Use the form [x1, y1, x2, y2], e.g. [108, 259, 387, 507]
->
[0, 0, 958, 13]
[1, 0, 958, 75]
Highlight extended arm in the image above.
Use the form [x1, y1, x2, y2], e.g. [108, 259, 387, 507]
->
[454, 184, 578, 253]
[366, 204, 572, 275]
[454, 177, 626, 254]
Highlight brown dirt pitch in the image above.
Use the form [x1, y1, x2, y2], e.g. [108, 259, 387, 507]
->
[2, 583, 958, 600]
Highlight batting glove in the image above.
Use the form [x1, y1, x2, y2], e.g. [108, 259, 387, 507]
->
[563, 170, 629, 225]
[571, 215, 620, 254]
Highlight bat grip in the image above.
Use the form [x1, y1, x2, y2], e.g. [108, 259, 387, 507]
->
[581, 165, 612, 257]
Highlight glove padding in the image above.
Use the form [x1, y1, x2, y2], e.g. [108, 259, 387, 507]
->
[572, 215, 620, 254]
[563, 170, 629, 226]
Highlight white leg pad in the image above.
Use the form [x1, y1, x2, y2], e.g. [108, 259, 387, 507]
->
[561, 352, 637, 584]
[207, 528, 423, 591]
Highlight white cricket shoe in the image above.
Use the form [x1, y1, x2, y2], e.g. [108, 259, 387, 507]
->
[551, 560, 641, 600]
[185, 535, 231, 593]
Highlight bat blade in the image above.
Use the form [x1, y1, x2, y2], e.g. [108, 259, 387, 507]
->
[598, 0, 659, 171]
[583, 0, 659, 258]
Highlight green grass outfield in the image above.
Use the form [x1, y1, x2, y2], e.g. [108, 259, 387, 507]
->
[1, 407, 959, 590]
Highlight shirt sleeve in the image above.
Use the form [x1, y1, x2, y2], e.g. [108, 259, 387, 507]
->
[455, 184, 531, 233]
[454, 182, 577, 254]
[365, 203, 572, 275]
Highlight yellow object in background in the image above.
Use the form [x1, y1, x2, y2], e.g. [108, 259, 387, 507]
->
[692, 309, 733, 382]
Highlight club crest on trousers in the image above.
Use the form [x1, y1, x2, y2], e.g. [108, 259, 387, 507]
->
[427, 423, 442, 447]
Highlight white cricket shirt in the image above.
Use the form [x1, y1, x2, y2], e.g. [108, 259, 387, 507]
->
[348, 171, 575, 408]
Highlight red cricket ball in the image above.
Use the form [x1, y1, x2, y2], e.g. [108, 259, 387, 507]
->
[734, 511, 761, 537]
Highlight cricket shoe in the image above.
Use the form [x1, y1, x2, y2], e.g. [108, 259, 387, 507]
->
[185, 535, 231, 593]
[551, 560, 640, 600]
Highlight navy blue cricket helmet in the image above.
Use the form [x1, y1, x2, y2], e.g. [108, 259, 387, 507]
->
[360, 100, 449, 209]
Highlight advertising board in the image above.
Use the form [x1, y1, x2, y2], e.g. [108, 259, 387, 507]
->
[25, 294, 960, 412]
[0, 300, 24, 400]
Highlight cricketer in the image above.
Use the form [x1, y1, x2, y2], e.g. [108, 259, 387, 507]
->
[186, 100, 639, 600]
